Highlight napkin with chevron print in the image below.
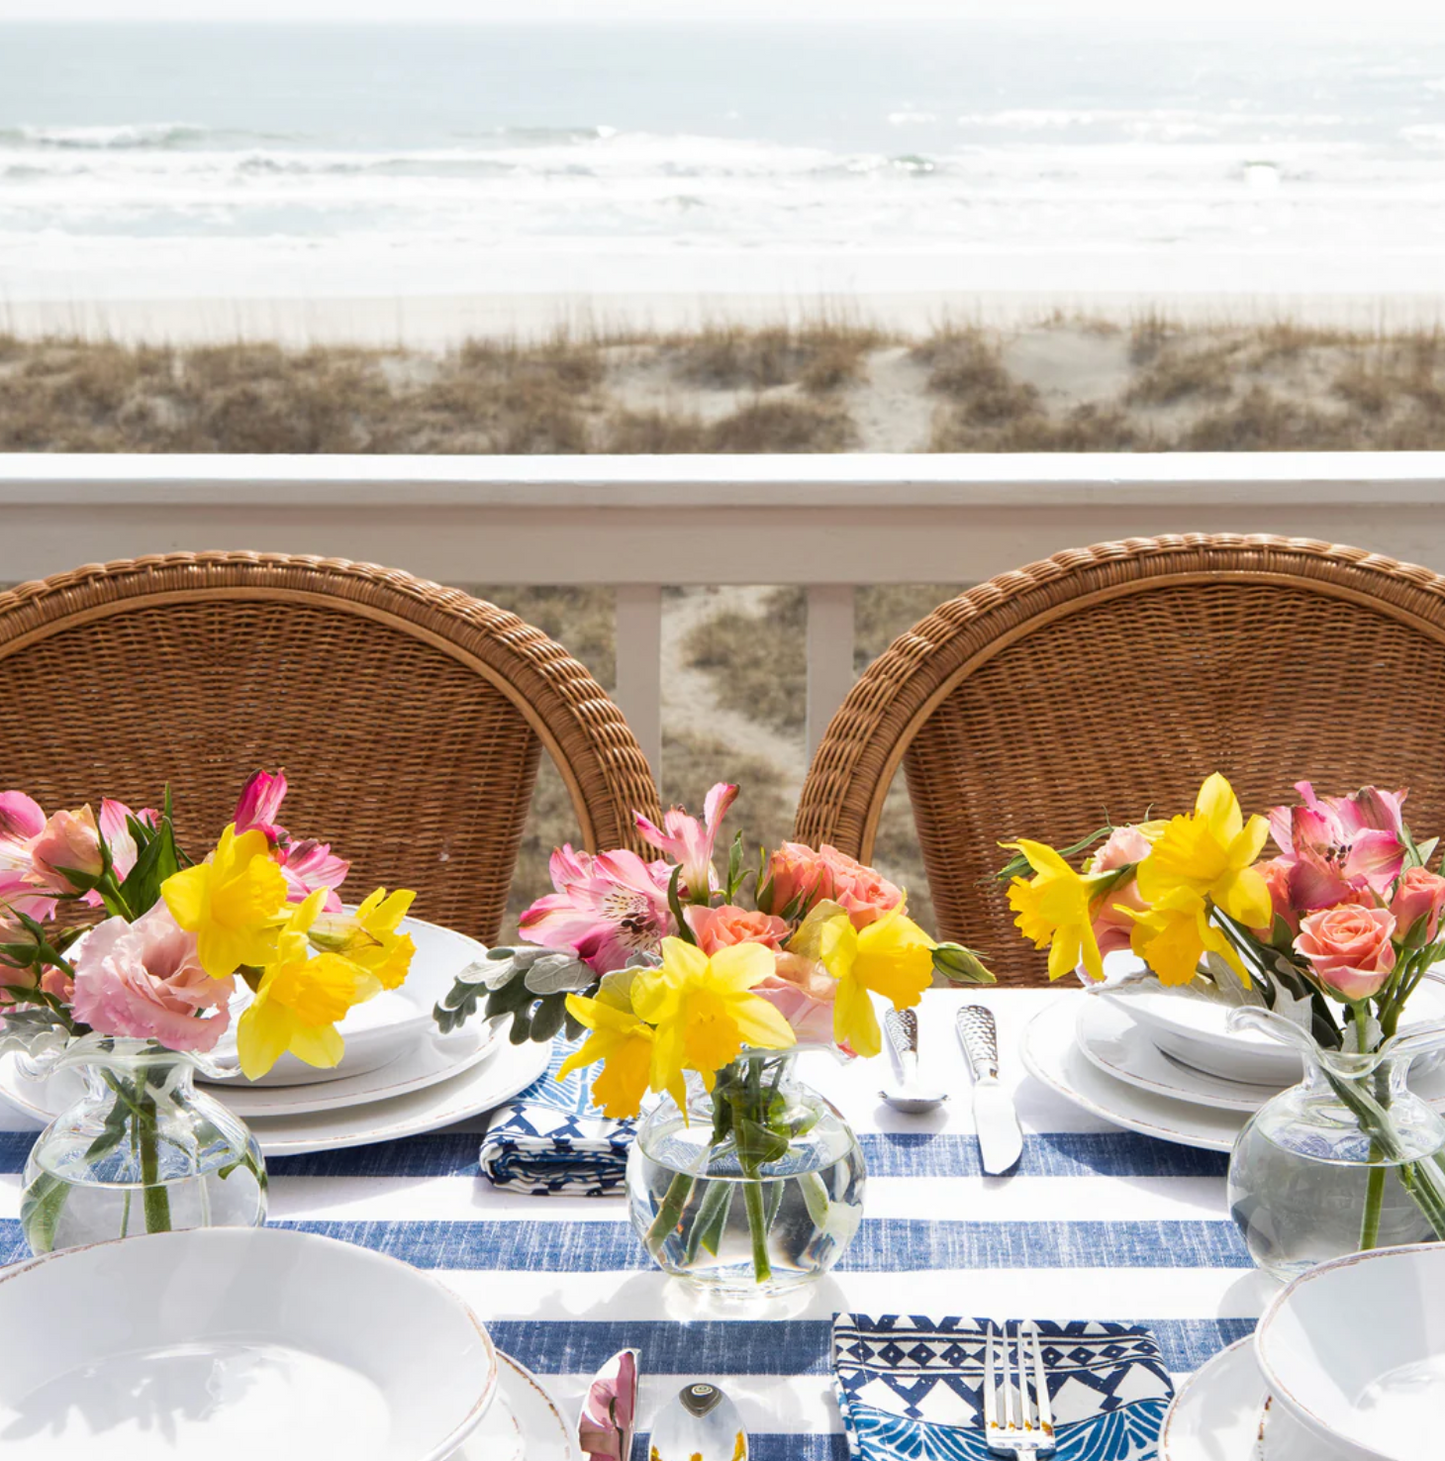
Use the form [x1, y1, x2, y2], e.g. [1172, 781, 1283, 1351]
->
[832, 1314, 1174, 1461]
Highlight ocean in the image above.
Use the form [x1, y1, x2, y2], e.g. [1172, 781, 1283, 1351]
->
[3, 20, 1445, 310]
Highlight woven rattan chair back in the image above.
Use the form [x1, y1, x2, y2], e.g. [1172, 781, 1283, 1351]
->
[795, 535, 1445, 986]
[0, 553, 658, 945]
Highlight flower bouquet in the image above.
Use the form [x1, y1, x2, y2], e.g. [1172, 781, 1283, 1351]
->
[1000, 772, 1445, 1274]
[441, 783, 991, 1294]
[0, 771, 417, 1252]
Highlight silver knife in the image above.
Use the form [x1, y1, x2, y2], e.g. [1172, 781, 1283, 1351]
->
[957, 1004, 1023, 1175]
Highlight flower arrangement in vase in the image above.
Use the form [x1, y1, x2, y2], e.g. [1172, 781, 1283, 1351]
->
[0, 771, 417, 1252]
[441, 783, 992, 1295]
[1001, 772, 1445, 1277]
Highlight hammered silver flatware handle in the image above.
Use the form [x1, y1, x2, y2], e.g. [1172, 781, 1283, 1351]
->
[885, 1007, 919, 1062]
[957, 1004, 1000, 1081]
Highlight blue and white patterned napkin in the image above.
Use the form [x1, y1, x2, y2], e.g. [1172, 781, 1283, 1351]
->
[833, 1314, 1174, 1461]
[478, 1039, 635, 1196]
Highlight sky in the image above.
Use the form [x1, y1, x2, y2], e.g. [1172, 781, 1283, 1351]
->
[0, 0, 1439, 21]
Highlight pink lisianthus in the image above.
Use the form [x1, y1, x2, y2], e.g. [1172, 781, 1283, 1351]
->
[819, 845, 904, 930]
[234, 769, 289, 845]
[70, 904, 234, 1052]
[766, 841, 832, 918]
[1294, 904, 1398, 1003]
[685, 903, 789, 954]
[279, 838, 349, 911]
[520, 844, 674, 974]
[29, 805, 104, 895]
[753, 951, 839, 1046]
[1389, 865, 1445, 945]
[1090, 825, 1155, 873]
[634, 782, 738, 900]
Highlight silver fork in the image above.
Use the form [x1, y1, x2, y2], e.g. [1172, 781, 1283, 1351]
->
[983, 1321, 1056, 1458]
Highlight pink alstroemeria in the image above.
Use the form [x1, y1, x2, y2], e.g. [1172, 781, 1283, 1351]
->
[85, 798, 161, 906]
[1270, 781, 1410, 904]
[634, 781, 738, 900]
[279, 838, 350, 912]
[520, 844, 673, 974]
[577, 1349, 638, 1461]
[0, 870, 56, 928]
[0, 792, 46, 878]
[234, 769, 289, 844]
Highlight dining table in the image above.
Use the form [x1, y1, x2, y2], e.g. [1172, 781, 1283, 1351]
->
[0, 987, 1277, 1458]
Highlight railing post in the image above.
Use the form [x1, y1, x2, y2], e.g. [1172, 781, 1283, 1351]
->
[614, 584, 663, 788]
[805, 584, 855, 760]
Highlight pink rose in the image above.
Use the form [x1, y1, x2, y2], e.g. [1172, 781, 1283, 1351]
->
[1389, 866, 1445, 945]
[819, 846, 904, 929]
[752, 951, 838, 1046]
[1254, 856, 1298, 935]
[1092, 875, 1147, 957]
[29, 806, 104, 895]
[1294, 904, 1398, 1002]
[70, 904, 235, 1052]
[766, 842, 832, 918]
[1091, 825, 1154, 873]
[685, 903, 788, 955]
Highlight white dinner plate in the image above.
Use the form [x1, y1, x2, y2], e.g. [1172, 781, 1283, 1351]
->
[1159, 1337, 1347, 1461]
[205, 913, 490, 1087]
[1021, 999, 1248, 1152]
[455, 1353, 575, 1460]
[0, 1033, 551, 1157]
[0, 1227, 496, 1461]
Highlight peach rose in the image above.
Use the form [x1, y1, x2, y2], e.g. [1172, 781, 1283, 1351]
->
[685, 903, 789, 955]
[1294, 903, 1397, 1002]
[1092, 875, 1147, 957]
[1389, 866, 1445, 945]
[1254, 856, 1298, 935]
[30, 805, 104, 895]
[766, 841, 832, 918]
[819, 846, 903, 929]
[752, 950, 838, 1046]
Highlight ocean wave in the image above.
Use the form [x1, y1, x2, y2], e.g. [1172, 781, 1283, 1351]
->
[0, 121, 221, 150]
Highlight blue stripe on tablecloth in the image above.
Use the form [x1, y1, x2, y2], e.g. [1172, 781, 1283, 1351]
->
[491, 1316, 1254, 1378]
[0, 1129, 1228, 1178]
[242, 1216, 1250, 1270]
[630, 1438, 845, 1461]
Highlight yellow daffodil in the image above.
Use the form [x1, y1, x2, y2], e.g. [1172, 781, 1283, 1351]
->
[561, 974, 656, 1118]
[308, 887, 417, 990]
[235, 890, 382, 1079]
[1129, 774, 1271, 985]
[1003, 838, 1112, 984]
[793, 900, 935, 1058]
[631, 937, 794, 1107]
[161, 823, 288, 979]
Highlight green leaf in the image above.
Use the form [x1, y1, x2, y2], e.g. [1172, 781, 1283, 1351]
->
[733, 1115, 789, 1167]
[19, 1172, 71, 1254]
[508, 1006, 534, 1044]
[667, 867, 695, 943]
[994, 824, 1113, 883]
[725, 833, 745, 904]
[529, 991, 567, 1043]
[755, 846, 774, 914]
[684, 1178, 735, 1262]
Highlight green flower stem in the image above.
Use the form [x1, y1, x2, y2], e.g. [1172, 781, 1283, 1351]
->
[137, 1083, 172, 1235]
[740, 1166, 772, 1284]
[646, 1170, 695, 1258]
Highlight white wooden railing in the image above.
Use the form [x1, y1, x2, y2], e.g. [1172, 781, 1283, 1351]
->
[3, 453, 1445, 775]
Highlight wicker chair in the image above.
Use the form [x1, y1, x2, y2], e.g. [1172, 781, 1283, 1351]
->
[795, 534, 1445, 986]
[0, 553, 658, 944]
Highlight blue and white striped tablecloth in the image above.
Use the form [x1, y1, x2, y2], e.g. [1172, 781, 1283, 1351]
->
[0, 989, 1272, 1458]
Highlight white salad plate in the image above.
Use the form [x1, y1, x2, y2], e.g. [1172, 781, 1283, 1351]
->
[0, 1227, 497, 1461]
[1256, 1242, 1445, 1461]
[454, 1353, 575, 1460]
[1159, 1337, 1347, 1461]
[0, 1028, 550, 1156]
[204, 913, 487, 1087]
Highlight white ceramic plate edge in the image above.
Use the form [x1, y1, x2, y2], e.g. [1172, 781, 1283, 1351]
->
[457, 1352, 576, 1460]
[1158, 1337, 1265, 1461]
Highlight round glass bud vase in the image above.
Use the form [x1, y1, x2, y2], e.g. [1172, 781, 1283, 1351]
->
[20, 1035, 268, 1255]
[627, 1049, 866, 1299]
[1226, 1011, 1445, 1282]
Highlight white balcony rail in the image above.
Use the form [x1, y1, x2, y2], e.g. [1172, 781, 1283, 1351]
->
[3, 452, 1445, 775]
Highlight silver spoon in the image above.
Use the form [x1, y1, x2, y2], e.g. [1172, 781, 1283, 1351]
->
[879, 1007, 948, 1113]
[649, 1382, 749, 1460]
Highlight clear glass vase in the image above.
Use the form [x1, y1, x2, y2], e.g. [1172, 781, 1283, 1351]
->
[626, 1049, 866, 1299]
[1227, 1010, 1445, 1282]
[20, 1035, 268, 1255]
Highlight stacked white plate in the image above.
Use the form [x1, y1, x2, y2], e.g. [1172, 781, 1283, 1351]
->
[0, 916, 551, 1156]
[0, 1227, 576, 1459]
[1163, 1243, 1445, 1461]
[1019, 958, 1445, 1152]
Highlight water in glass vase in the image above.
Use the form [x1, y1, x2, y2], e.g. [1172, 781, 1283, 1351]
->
[628, 1052, 866, 1298]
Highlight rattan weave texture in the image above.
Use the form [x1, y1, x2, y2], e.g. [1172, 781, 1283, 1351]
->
[0, 553, 659, 945]
[795, 535, 1445, 986]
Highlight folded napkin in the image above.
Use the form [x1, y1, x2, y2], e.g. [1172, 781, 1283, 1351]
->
[478, 1039, 635, 1196]
[833, 1313, 1174, 1461]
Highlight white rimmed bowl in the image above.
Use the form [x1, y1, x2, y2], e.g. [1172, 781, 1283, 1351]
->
[205, 913, 485, 1087]
[1256, 1241, 1445, 1461]
[0, 1227, 496, 1461]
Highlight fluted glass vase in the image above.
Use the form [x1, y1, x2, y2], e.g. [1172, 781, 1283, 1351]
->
[20, 1035, 267, 1255]
[1227, 1011, 1445, 1281]
[626, 1049, 866, 1299]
